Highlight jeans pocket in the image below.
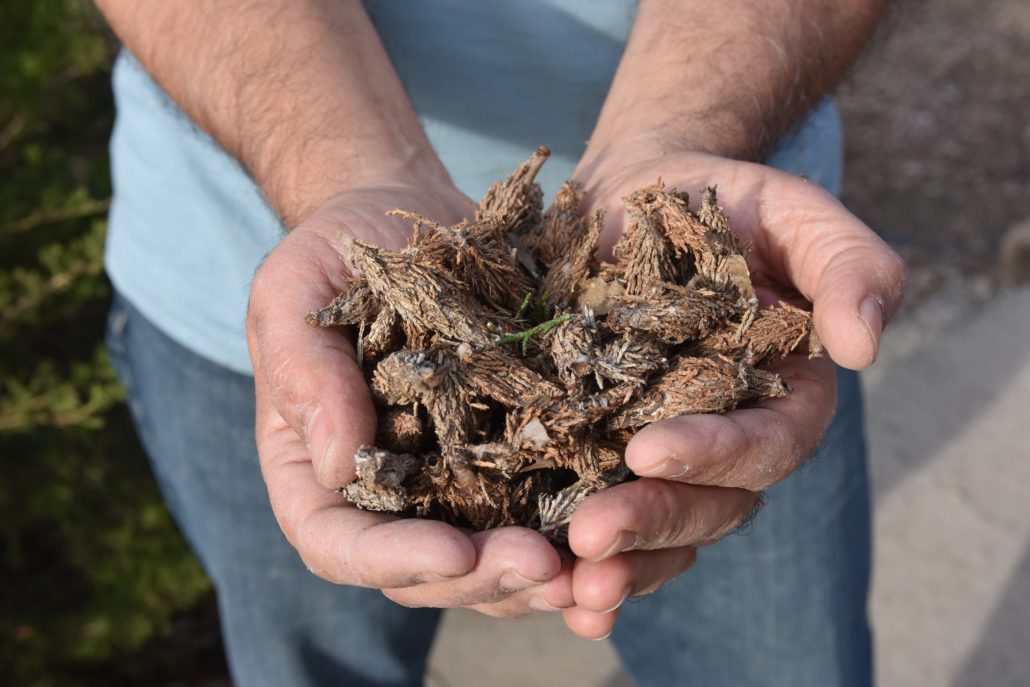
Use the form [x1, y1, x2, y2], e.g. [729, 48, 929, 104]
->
[105, 294, 129, 363]
[104, 292, 143, 421]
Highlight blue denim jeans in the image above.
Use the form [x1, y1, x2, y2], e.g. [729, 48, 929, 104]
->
[106, 292, 871, 687]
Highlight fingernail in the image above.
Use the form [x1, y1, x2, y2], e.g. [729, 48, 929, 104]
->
[591, 629, 614, 641]
[598, 585, 634, 614]
[305, 408, 334, 476]
[528, 597, 562, 612]
[499, 571, 543, 593]
[637, 458, 690, 478]
[859, 295, 884, 354]
[590, 530, 637, 562]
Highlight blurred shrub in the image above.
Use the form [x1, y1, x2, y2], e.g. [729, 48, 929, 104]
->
[0, 2, 213, 684]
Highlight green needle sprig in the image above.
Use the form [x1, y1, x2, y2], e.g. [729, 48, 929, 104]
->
[496, 313, 570, 355]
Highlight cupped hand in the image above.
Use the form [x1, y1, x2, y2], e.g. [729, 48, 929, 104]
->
[560, 149, 907, 639]
[246, 182, 574, 617]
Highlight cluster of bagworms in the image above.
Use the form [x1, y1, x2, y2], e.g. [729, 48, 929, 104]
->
[309, 148, 819, 540]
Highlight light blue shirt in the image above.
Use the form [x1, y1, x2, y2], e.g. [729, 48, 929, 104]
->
[106, 0, 842, 375]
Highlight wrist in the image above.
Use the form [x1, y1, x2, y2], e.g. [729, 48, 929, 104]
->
[574, 136, 718, 199]
[256, 136, 450, 229]
[288, 177, 473, 259]
[582, 112, 758, 178]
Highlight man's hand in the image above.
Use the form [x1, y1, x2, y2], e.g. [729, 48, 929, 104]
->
[247, 183, 576, 616]
[550, 0, 896, 641]
[96, 0, 577, 616]
[560, 150, 906, 639]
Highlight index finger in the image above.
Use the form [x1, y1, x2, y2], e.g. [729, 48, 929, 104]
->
[623, 353, 837, 491]
[256, 377, 477, 588]
[748, 172, 907, 370]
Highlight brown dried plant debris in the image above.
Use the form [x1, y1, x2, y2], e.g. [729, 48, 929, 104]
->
[542, 208, 602, 309]
[613, 197, 678, 296]
[376, 407, 425, 455]
[605, 285, 736, 345]
[309, 150, 820, 540]
[606, 354, 789, 431]
[477, 146, 549, 237]
[532, 179, 592, 271]
[694, 301, 823, 365]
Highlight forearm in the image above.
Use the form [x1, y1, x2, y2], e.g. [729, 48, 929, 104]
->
[94, 0, 443, 226]
[586, 0, 888, 162]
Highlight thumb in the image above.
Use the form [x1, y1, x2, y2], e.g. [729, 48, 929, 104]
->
[764, 186, 907, 371]
[809, 234, 907, 370]
[247, 228, 376, 488]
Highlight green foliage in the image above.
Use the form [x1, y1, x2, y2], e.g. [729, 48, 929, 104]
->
[497, 292, 566, 354]
[496, 313, 570, 355]
[0, 2, 214, 684]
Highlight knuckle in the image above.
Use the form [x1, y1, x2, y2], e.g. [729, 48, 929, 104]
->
[735, 416, 798, 491]
[296, 550, 337, 585]
[678, 417, 745, 481]
[627, 481, 697, 549]
[887, 250, 909, 285]
[747, 472, 783, 493]
[636, 547, 697, 596]
[650, 415, 746, 484]
[724, 492, 767, 537]
[292, 528, 338, 584]
[881, 251, 909, 319]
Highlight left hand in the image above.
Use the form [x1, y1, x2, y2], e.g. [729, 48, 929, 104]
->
[559, 149, 907, 639]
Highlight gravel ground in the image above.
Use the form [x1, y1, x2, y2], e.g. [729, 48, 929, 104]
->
[838, 4, 1030, 685]
[837, 0, 1030, 285]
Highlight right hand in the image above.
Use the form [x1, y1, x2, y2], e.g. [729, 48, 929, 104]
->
[246, 182, 574, 616]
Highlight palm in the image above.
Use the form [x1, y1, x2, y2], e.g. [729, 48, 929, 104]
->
[247, 184, 574, 618]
